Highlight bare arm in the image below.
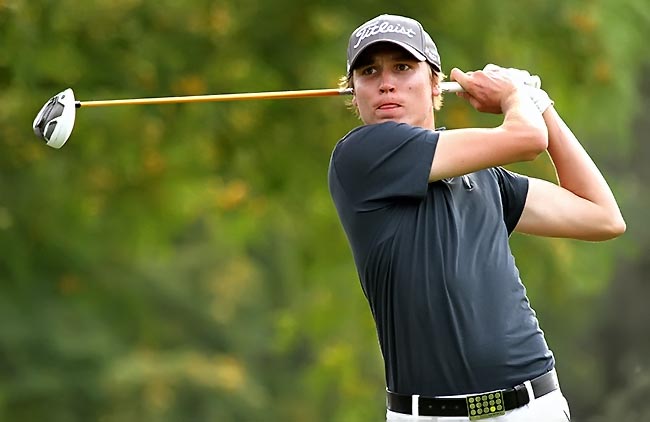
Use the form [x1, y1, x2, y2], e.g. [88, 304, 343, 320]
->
[516, 106, 626, 241]
[429, 68, 548, 181]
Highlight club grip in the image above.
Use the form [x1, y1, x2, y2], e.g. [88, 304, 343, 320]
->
[440, 75, 541, 93]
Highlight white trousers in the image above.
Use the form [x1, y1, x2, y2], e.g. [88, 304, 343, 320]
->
[386, 389, 570, 422]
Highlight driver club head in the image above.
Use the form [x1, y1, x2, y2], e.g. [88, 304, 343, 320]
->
[33, 88, 76, 149]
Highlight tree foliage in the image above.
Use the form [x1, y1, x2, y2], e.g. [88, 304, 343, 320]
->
[1, 0, 649, 420]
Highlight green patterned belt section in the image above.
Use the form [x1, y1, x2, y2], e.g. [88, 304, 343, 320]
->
[466, 390, 506, 420]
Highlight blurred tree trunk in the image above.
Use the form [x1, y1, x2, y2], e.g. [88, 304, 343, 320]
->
[588, 67, 650, 421]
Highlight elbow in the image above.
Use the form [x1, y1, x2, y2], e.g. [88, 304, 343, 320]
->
[591, 215, 627, 241]
[606, 215, 627, 239]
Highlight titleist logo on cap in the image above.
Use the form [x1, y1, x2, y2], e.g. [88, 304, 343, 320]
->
[352, 21, 417, 49]
[346, 14, 441, 73]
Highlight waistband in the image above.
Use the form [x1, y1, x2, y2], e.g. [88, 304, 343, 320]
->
[386, 369, 559, 419]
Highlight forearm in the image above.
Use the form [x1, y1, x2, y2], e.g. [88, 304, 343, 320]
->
[430, 80, 548, 181]
[543, 106, 625, 227]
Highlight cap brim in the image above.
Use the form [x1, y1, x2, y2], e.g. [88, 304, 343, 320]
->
[348, 39, 427, 74]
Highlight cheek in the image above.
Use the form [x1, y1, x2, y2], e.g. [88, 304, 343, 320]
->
[407, 74, 431, 94]
[415, 78, 435, 102]
[353, 97, 367, 116]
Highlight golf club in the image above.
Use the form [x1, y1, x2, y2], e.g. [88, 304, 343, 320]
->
[33, 76, 541, 149]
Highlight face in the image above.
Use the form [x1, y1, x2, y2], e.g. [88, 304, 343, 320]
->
[351, 43, 440, 129]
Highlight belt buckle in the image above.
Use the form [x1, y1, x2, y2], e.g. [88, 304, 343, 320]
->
[466, 390, 506, 420]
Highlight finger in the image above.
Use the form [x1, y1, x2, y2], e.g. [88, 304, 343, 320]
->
[505, 68, 531, 86]
[450, 68, 471, 87]
[483, 63, 503, 72]
[507, 67, 531, 78]
[467, 96, 483, 110]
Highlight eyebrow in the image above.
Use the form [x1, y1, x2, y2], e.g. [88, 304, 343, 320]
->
[353, 48, 419, 70]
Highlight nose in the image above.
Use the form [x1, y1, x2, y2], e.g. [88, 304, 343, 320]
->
[378, 71, 396, 94]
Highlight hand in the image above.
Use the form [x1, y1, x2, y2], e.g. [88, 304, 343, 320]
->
[483, 64, 536, 87]
[484, 64, 554, 113]
[450, 66, 520, 114]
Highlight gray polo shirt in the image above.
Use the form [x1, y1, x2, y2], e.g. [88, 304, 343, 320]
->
[328, 121, 554, 396]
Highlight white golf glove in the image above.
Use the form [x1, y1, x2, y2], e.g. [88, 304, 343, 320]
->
[524, 85, 554, 114]
[483, 64, 554, 113]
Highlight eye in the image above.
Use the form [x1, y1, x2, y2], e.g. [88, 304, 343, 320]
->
[396, 63, 412, 71]
[360, 66, 377, 76]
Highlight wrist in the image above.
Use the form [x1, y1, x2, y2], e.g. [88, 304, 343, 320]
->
[500, 86, 528, 114]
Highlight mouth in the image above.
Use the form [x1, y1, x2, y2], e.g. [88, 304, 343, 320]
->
[376, 102, 401, 111]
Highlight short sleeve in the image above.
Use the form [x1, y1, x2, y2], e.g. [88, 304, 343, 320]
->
[490, 167, 529, 234]
[329, 122, 439, 210]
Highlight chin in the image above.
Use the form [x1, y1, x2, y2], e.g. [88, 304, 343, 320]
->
[366, 114, 407, 125]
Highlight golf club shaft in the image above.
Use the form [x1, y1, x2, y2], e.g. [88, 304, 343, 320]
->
[75, 82, 470, 108]
[76, 88, 352, 108]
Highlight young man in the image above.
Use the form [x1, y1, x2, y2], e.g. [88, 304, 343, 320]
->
[328, 14, 626, 422]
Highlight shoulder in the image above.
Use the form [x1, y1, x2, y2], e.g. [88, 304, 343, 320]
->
[333, 122, 439, 156]
[464, 168, 529, 200]
[471, 167, 525, 185]
[486, 167, 529, 187]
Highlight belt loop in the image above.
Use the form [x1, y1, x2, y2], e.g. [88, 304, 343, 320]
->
[524, 380, 534, 403]
[412, 394, 420, 416]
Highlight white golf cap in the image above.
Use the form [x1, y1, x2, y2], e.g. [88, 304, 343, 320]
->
[346, 14, 441, 75]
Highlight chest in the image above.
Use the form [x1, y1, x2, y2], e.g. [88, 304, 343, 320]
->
[428, 174, 503, 225]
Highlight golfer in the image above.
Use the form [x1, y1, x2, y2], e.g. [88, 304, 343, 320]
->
[328, 14, 625, 421]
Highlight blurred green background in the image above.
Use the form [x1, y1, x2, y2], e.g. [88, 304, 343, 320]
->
[1, 0, 649, 421]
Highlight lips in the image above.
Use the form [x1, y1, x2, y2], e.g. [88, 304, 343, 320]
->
[377, 102, 401, 110]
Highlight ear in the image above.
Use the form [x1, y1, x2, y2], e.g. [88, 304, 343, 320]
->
[431, 80, 441, 98]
